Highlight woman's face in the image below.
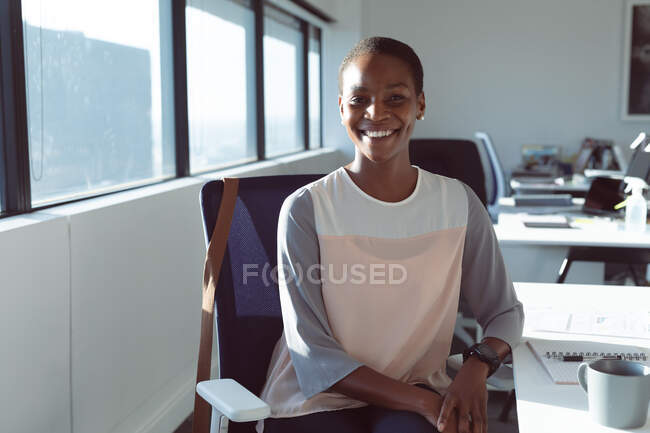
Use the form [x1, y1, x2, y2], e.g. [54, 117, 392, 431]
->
[339, 53, 425, 164]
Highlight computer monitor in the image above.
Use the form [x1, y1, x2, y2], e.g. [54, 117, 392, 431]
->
[582, 177, 625, 216]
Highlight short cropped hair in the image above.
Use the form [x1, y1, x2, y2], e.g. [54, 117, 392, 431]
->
[338, 36, 424, 95]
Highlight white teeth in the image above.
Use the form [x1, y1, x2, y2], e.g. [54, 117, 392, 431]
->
[364, 130, 395, 138]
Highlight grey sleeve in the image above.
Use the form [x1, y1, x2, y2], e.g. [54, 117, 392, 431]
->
[459, 183, 524, 351]
[277, 189, 363, 399]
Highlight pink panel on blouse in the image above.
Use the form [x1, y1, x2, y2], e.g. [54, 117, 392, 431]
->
[256, 225, 466, 431]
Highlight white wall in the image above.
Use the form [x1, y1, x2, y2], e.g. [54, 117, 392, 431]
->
[361, 0, 647, 171]
[0, 215, 71, 433]
[0, 149, 345, 433]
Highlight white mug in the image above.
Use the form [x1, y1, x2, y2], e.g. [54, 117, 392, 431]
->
[577, 359, 650, 429]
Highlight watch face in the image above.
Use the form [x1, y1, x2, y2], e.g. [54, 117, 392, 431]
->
[473, 343, 501, 375]
[463, 343, 501, 376]
[476, 343, 498, 359]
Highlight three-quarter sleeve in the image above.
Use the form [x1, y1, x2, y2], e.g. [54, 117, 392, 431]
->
[459, 183, 524, 351]
[277, 188, 363, 399]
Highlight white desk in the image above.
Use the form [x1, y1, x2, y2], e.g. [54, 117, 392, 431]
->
[511, 179, 591, 196]
[513, 282, 650, 432]
[495, 213, 650, 248]
[495, 213, 650, 283]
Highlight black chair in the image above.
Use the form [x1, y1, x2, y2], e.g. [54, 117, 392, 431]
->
[199, 175, 323, 433]
[409, 138, 487, 207]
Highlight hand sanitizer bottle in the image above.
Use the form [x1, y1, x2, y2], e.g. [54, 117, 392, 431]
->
[624, 177, 648, 232]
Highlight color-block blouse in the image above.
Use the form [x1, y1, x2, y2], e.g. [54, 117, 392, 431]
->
[255, 166, 524, 432]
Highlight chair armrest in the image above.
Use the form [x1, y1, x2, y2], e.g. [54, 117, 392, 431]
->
[446, 354, 514, 391]
[196, 378, 270, 422]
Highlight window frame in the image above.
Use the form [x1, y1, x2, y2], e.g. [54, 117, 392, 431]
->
[0, 0, 31, 216]
[308, 25, 323, 150]
[0, 0, 324, 218]
[262, 2, 307, 158]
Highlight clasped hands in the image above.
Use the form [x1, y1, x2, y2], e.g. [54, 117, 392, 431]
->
[419, 357, 490, 433]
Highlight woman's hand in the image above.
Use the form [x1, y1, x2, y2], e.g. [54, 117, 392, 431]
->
[417, 393, 458, 433]
[418, 391, 441, 427]
[436, 357, 489, 433]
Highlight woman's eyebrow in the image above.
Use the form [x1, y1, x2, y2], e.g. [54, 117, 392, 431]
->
[347, 83, 408, 92]
[349, 85, 368, 92]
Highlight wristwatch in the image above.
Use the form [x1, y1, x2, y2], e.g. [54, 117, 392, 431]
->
[462, 343, 501, 377]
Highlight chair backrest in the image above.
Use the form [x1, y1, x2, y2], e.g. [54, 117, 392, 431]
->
[474, 131, 509, 206]
[409, 138, 487, 206]
[199, 175, 323, 433]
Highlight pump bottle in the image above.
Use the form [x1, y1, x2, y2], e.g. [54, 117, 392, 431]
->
[624, 177, 648, 232]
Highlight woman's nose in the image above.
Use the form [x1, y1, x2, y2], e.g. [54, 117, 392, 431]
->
[364, 101, 389, 120]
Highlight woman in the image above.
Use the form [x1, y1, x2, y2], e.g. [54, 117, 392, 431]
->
[256, 37, 523, 433]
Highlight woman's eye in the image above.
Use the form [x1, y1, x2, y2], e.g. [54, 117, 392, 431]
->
[349, 96, 367, 105]
[389, 94, 405, 102]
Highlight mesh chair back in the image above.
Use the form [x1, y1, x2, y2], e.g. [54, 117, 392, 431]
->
[199, 175, 323, 433]
[410, 139, 487, 207]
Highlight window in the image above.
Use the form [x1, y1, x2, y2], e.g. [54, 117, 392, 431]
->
[308, 26, 321, 149]
[1, 0, 323, 219]
[263, 6, 305, 158]
[186, 0, 257, 174]
[21, 0, 176, 206]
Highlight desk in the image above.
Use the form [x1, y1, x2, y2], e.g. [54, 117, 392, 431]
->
[511, 179, 591, 197]
[495, 213, 650, 283]
[513, 282, 650, 432]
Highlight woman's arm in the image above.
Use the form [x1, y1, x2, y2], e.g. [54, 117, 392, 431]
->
[458, 183, 524, 353]
[330, 366, 460, 431]
[330, 365, 441, 416]
[436, 183, 524, 433]
[277, 190, 364, 398]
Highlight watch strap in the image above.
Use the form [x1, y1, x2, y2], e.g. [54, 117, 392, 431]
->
[462, 342, 501, 377]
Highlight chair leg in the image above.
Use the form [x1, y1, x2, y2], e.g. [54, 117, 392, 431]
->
[498, 390, 516, 422]
[556, 258, 571, 283]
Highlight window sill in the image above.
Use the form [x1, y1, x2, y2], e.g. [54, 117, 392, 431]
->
[0, 147, 341, 227]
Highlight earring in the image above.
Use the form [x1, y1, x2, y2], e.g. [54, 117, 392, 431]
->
[417, 114, 425, 120]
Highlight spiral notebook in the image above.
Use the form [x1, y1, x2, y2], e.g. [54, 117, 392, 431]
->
[527, 340, 650, 384]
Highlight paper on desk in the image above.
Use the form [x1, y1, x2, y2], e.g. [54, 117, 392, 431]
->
[521, 215, 569, 224]
[527, 339, 650, 384]
[569, 217, 620, 231]
[526, 307, 650, 339]
[569, 311, 650, 338]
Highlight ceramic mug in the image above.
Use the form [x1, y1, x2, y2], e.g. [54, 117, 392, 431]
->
[577, 359, 650, 429]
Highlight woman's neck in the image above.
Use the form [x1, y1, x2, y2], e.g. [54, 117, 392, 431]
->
[344, 151, 418, 203]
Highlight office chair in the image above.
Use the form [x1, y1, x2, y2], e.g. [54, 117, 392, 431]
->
[475, 132, 510, 219]
[194, 175, 516, 433]
[409, 138, 487, 206]
[195, 175, 323, 433]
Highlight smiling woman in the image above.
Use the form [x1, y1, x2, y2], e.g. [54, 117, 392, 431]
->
[257, 37, 524, 433]
[339, 54, 423, 167]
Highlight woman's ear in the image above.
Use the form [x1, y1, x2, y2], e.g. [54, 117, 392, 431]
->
[338, 95, 344, 124]
[417, 92, 426, 120]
